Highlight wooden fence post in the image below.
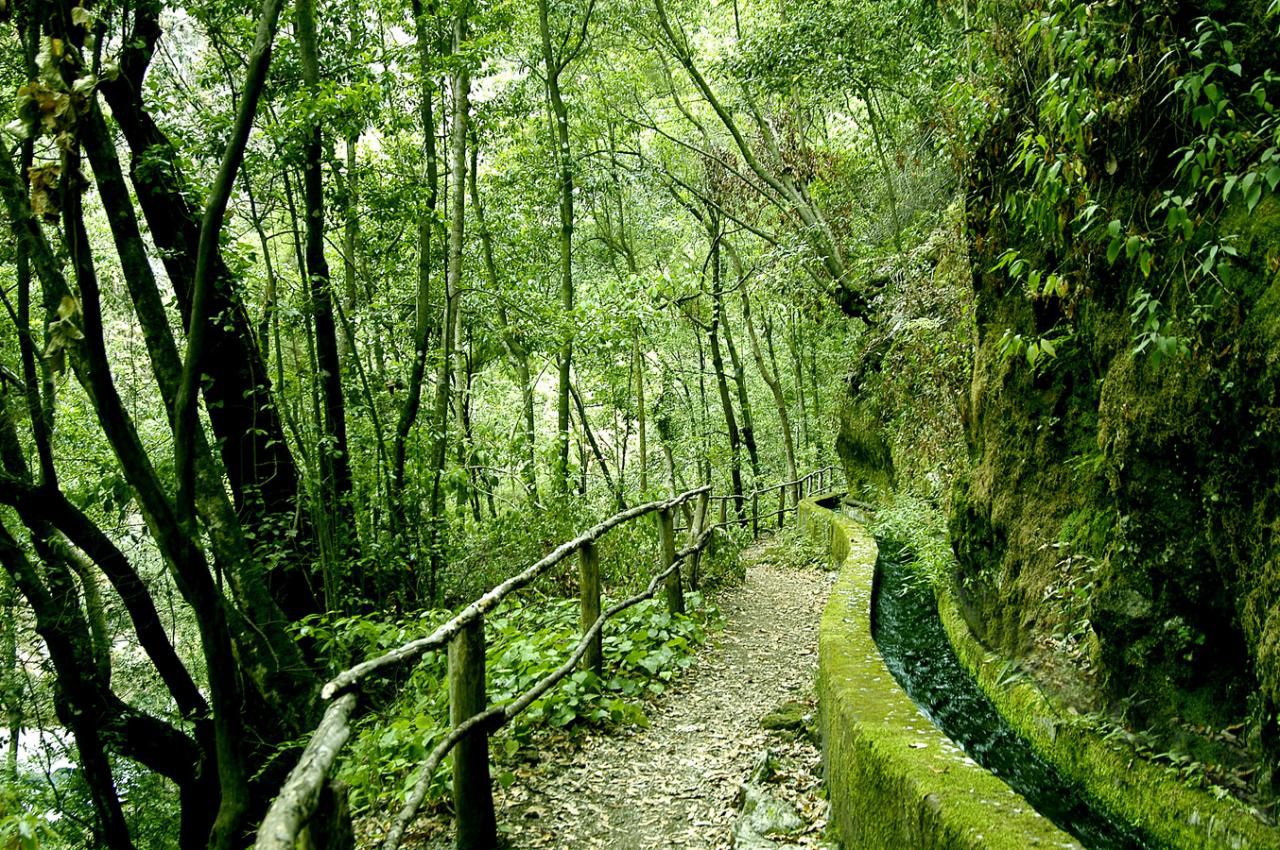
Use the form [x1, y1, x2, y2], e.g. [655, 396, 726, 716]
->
[718, 496, 727, 527]
[449, 617, 496, 850]
[688, 492, 709, 590]
[657, 507, 684, 614]
[777, 485, 786, 529]
[579, 542, 602, 676]
[751, 491, 759, 538]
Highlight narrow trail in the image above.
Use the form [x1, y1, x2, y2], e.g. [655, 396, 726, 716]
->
[495, 544, 836, 849]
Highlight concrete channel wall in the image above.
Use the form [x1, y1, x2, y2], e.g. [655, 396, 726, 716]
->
[801, 496, 1082, 850]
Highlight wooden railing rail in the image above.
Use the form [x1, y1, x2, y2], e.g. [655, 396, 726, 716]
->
[379, 527, 714, 850]
[256, 485, 712, 850]
[677, 464, 842, 536]
[320, 485, 709, 699]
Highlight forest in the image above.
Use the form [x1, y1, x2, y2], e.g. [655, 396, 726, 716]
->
[0, 0, 1278, 848]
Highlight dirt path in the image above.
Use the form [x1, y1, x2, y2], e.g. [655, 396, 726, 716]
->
[494, 546, 835, 849]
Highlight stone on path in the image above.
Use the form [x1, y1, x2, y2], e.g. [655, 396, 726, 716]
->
[732, 784, 803, 846]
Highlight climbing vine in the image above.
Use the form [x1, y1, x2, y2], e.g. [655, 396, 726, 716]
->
[984, 0, 1280, 367]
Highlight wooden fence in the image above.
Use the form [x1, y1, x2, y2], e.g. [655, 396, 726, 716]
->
[253, 466, 843, 850]
[681, 465, 840, 538]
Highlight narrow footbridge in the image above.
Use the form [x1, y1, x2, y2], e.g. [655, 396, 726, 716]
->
[253, 466, 842, 850]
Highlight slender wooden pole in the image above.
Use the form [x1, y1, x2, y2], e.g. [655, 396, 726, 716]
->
[718, 496, 727, 527]
[657, 507, 683, 614]
[449, 618, 495, 850]
[578, 542, 602, 676]
[751, 490, 759, 538]
[688, 492, 708, 590]
[777, 485, 786, 529]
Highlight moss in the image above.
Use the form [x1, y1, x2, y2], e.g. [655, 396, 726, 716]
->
[761, 701, 810, 732]
[953, 61, 1280, 778]
[939, 581, 1280, 849]
[804, 498, 1081, 850]
[835, 399, 895, 497]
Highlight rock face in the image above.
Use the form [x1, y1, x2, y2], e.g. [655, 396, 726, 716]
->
[949, 0, 1280, 791]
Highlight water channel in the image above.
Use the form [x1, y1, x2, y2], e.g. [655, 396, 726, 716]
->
[871, 540, 1155, 850]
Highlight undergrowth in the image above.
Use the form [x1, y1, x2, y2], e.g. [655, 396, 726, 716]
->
[868, 491, 953, 592]
[298, 590, 723, 818]
[754, 522, 831, 572]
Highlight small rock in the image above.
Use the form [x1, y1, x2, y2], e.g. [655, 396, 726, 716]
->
[761, 701, 810, 732]
[737, 783, 803, 837]
[733, 829, 781, 850]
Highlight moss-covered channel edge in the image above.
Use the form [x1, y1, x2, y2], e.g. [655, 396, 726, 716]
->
[803, 495, 1080, 850]
[938, 578, 1280, 850]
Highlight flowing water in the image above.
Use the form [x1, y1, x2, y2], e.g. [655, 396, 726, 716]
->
[871, 542, 1155, 850]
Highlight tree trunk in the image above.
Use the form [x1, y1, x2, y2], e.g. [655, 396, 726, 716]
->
[571, 383, 625, 509]
[296, 0, 359, 580]
[50, 138, 254, 850]
[786, 309, 812, 456]
[391, 0, 441, 571]
[469, 147, 538, 500]
[634, 332, 649, 493]
[426, 13, 471, 602]
[717, 281, 759, 480]
[0, 523, 137, 850]
[737, 272, 798, 499]
[864, 88, 904, 255]
[537, 0, 583, 495]
[341, 130, 361, 360]
[706, 232, 744, 516]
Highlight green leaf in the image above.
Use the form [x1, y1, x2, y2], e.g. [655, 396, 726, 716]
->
[1246, 182, 1263, 211]
[1125, 234, 1142, 260]
[1107, 237, 1123, 266]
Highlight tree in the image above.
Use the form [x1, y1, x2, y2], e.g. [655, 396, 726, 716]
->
[536, 0, 595, 494]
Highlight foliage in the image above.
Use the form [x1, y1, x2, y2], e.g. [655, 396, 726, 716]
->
[979, 0, 1280, 365]
[869, 492, 954, 592]
[0, 0, 960, 842]
[304, 591, 720, 816]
